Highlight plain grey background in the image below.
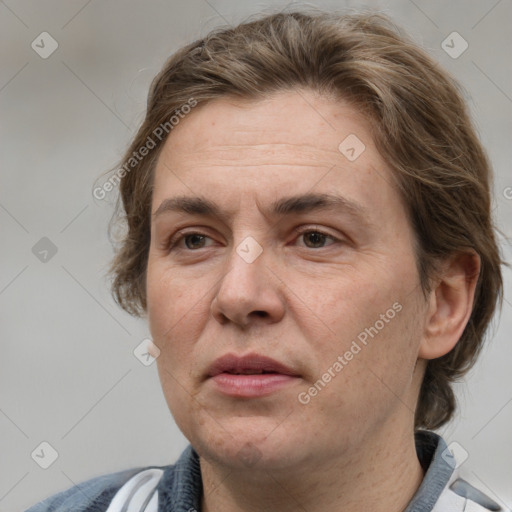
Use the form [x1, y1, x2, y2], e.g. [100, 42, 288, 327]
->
[1, 0, 511, 510]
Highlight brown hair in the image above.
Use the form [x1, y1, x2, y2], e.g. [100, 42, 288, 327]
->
[104, 9, 503, 430]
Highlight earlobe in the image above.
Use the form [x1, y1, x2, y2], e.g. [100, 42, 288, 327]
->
[419, 251, 481, 360]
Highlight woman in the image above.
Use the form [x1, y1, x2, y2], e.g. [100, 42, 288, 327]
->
[27, 9, 505, 512]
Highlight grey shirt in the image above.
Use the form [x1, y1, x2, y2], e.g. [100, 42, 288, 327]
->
[27, 430, 457, 512]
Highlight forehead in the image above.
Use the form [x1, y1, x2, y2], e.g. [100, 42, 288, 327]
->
[157, 90, 367, 164]
[151, 89, 401, 222]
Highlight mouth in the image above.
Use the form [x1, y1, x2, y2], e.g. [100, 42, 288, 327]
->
[222, 370, 278, 374]
[207, 353, 301, 398]
[207, 353, 299, 377]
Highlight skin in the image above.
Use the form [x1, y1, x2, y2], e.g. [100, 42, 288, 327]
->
[146, 89, 479, 512]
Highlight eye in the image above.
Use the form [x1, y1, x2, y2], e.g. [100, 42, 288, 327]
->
[295, 228, 338, 249]
[168, 231, 215, 251]
[166, 227, 340, 252]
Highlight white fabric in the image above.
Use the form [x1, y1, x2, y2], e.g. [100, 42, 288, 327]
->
[105, 469, 163, 512]
[433, 468, 510, 512]
[432, 487, 467, 511]
[144, 492, 159, 512]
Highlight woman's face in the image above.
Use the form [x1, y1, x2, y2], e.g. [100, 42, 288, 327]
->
[146, 89, 427, 471]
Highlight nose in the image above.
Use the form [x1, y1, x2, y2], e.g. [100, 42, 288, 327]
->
[210, 240, 285, 329]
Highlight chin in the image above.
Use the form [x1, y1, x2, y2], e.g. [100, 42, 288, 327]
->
[184, 415, 312, 471]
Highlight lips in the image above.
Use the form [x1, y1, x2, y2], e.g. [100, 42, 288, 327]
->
[207, 353, 299, 378]
[207, 353, 300, 398]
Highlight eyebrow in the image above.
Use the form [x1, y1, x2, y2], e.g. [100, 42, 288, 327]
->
[152, 192, 369, 226]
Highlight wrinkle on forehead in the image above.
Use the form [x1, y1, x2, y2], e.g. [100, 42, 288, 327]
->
[160, 150, 343, 172]
[162, 88, 372, 154]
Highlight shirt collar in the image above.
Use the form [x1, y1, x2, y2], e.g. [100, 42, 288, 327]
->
[158, 430, 453, 512]
[404, 430, 455, 512]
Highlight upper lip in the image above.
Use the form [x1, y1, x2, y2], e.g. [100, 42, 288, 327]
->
[207, 353, 299, 377]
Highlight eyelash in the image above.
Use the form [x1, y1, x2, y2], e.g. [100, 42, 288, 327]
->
[166, 227, 340, 252]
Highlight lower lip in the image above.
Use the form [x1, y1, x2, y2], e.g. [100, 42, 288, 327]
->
[210, 373, 299, 397]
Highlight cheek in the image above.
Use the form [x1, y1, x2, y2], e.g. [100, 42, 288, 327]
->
[347, 298, 423, 398]
[147, 260, 215, 383]
[303, 265, 421, 384]
[302, 307, 422, 436]
[147, 259, 197, 335]
[155, 358, 204, 442]
[291, 266, 393, 341]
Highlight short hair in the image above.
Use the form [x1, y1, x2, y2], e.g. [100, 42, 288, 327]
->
[105, 10, 503, 430]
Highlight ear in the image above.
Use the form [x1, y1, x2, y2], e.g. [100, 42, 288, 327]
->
[418, 251, 481, 360]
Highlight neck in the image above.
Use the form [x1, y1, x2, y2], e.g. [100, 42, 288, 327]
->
[199, 420, 424, 512]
